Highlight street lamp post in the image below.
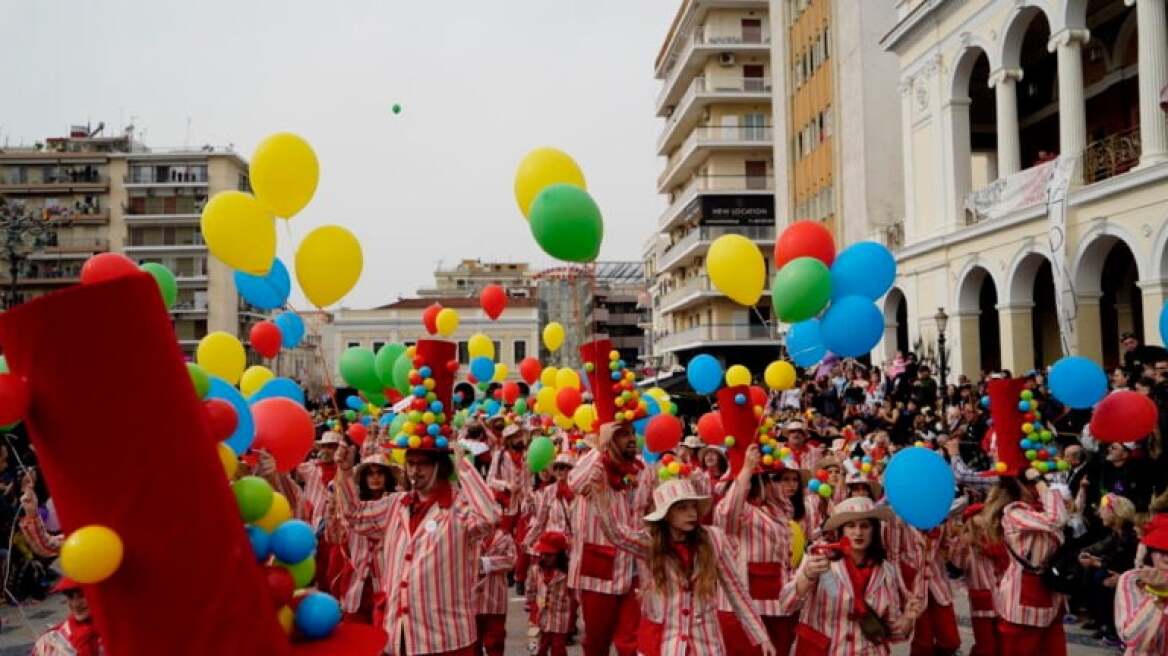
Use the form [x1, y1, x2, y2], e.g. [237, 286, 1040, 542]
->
[0, 198, 65, 309]
[934, 307, 949, 387]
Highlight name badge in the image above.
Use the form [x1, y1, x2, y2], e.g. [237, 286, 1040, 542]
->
[424, 519, 438, 534]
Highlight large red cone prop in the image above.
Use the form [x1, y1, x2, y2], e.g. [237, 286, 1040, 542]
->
[580, 339, 616, 424]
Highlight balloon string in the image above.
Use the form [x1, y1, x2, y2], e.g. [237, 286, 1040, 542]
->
[282, 301, 344, 421]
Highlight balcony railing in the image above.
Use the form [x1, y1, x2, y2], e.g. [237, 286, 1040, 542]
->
[123, 175, 209, 185]
[660, 174, 775, 229]
[1084, 126, 1141, 185]
[172, 300, 209, 312]
[660, 76, 773, 150]
[124, 202, 206, 217]
[658, 275, 715, 309]
[657, 26, 772, 108]
[657, 322, 776, 350]
[41, 238, 110, 253]
[0, 175, 108, 191]
[659, 126, 774, 187]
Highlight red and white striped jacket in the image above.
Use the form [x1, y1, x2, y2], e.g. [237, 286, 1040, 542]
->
[335, 475, 392, 613]
[595, 504, 770, 656]
[474, 528, 517, 616]
[20, 512, 63, 557]
[886, 518, 953, 606]
[714, 477, 795, 617]
[295, 461, 335, 531]
[1114, 569, 1168, 655]
[779, 557, 909, 655]
[565, 449, 639, 595]
[949, 537, 1004, 619]
[534, 568, 574, 634]
[805, 493, 834, 540]
[31, 618, 104, 656]
[372, 457, 499, 655]
[523, 484, 575, 553]
[994, 486, 1067, 627]
[488, 448, 532, 516]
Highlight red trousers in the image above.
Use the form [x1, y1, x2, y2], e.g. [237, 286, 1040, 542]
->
[579, 589, 639, 656]
[718, 611, 796, 655]
[474, 613, 506, 656]
[909, 598, 961, 656]
[998, 619, 1066, 656]
[969, 617, 998, 656]
[400, 637, 476, 656]
[537, 632, 569, 656]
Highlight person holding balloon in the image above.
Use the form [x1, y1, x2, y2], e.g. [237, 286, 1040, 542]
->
[333, 446, 400, 624]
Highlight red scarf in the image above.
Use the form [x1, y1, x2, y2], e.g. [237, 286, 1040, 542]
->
[65, 616, 101, 656]
[671, 542, 694, 575]
[841, 538, 876, 618]
[407, 481, 453, 534]
[602, 453, 643, 490]
[319, 461, 337, 485]
[556, 481, 575, 502]
[508, 448, 524, 468]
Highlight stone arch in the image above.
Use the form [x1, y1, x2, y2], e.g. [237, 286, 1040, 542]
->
[1062, 0, 1090, 34]
[1006, 247, 1063, 367]
[1150, 213, 1168, 282]
[1113, 8, 1140, 71]
[1005, 242, 1053, 306]
[955, 258, 1003, 311]
[1072, 223, 1146, 294]
[882, 287, 910, 362]
[955, 262, 1002, 374]
[1000, 3, 1057, 70]
[950, 43, 996, 100]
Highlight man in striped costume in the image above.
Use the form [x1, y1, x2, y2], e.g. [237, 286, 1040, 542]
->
[473, 520, 517, 656]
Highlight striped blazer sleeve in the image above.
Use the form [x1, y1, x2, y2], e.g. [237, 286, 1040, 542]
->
[593, 489, 650, 560]
[336, 471, 392, 535]
[567, 449, 604, 494]
[19, 513, 62, 557]
[1114, 570, 1168, 652]
[712, 529, 769, 646]
[454, 456, 500, 540]
[713, 477, 748, 536]
[481, 531, 517, 574]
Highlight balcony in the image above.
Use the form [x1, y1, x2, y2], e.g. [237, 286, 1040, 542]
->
[125, 236, 206, 254]
[30, 238, 110, 258]
[656, 26, 772, 114]
[172, 299, 209, 313]
[658, 126, 773, 190]
[658, 224, 774, 273]
[658, 76, 773, 154]
[657, 322, 777, 352]
[658, 275, 718, 314]
[660, 173, 774, 231]
[123, 175, 208, 188]
[1084, 126, 1141, 185]
[0, 174, 109, 194]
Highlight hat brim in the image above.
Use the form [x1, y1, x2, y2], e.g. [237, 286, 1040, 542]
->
[52, 578, 81, 594]
[643, 493, 712, 523]
[354, 461, 397, 477]
[821, 506, 894, 533]
[290, 622, 387, 656]
[846, 480, 883, 499]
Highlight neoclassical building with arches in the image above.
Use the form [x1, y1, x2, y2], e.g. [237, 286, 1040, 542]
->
[877, 0, 1168, 378]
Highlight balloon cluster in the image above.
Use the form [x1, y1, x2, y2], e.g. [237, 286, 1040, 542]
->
[655, 453, 693, 482]
[993, 389, 1069, 475]
[755, 429, 792, 472]
[531, 363, 591, 432]
[806, 469, 834, 499]
[515, 148, 603, 263]
[1046, 355, 1158, 444]
[390, 355, 453, 452]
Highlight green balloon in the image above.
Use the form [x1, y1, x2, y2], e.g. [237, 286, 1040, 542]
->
[392, 351, 413, 395]
[232, 476, 274, 522]
[529, 184, 603, 263]
[374, 343, 406, 388]
[339, 347, 381, 394]
[343, 409, 357, 421]
[392, 104, 402, 115]
[140, 262, 177, 308]
[527, 436, 556, 473]
[513, 398, 528, 415]
[366, 391, 388, 407]
[389, 413, 408, 436]
[187, 363, 211, 399]
[771, 257, 831, 323]
[279, 556, 316, 589]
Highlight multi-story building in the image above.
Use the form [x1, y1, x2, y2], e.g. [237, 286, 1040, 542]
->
[0, 125, 259, 358]
[879, 0, 1168, 377]
[534, 262, 648, 368]
[769, 0, 904, 245]
[415, 259, 535, 298]
[648, 0, 780, 376]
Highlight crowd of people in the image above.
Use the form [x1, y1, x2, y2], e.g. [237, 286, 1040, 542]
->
[12, 332, 1168, 655]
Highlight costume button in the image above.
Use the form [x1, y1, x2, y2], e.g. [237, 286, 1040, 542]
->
[845, 634, 854, 642]
[681, 608, 690, 616]
[401, 581, 408, 588]
[405, 553, 413, 561]
[680, 635, 689, 642]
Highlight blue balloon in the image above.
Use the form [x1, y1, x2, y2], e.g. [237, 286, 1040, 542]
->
[642, 447, 661, 464]
[1161, 304, 1168, 347]
[207, 376, 255, 454]
[294, 592, 342, 639]
[246, 525, 270, 562]
[633, 416, 650, 437]
[830, 241, 896, 301]
[1048, 356, 1107, 409]
[787, 319, 827, 367]
[248, 377, 306, 407]
[270, 519, 317, 564]
[884, 447, 956, 530]
[470, 356, 494, 382]
[273, 312, 305, 349]
[485, 400, 501, 416]
[687, 354, 724, 395]
[820, 296, 883, 358]
[643, 395, 661, 417]
[234, 258, 291, 310]
[346, 396, 364, 410]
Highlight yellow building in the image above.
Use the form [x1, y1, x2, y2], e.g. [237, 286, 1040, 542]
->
[880, 0, 1168, 377]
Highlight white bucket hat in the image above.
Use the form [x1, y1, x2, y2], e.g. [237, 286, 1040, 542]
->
[822, 496, 893, 533]
[316, 431, 343, 446]
[643, 479, 711, 523]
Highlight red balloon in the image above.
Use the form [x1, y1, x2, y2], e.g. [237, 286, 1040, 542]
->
[480, 284, 507, 320]
[0, 374, 29, 426]
[203, 398, 238, 443]
[1090, 390, 1158, 443]
[263, 565, 295, 608]
[774, 220, 836, 269]
[501, 381, 521, 405]
[519, 357, 542, 385]
[250, 398, 314, 472]
[749, 385, 767, 408]
[422, 303, 443, 335]
[696, 412, 725, 445]
[80, 252, 139, 285]
[556, 387, 582, 416]
[249, 321, 283, 359]
[346, 423, 368, 446]
[645, 415, 683, 453]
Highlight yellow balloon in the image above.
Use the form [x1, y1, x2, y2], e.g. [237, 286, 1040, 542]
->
[725, 364, 751, 387]
[647, 387, 670, 404]
[240, 365, 275, 397]
[764, 361, 797, 391]
[436, 308, 460, 337]
[391, 448, 406, 465]
[200, 191, 276, 275]
[514, 147, 587, 218]
[790, 520, 806, 568]
[295, 225, 363, 308]
[254, 492, 293, 532]
[277, 606, 295, 635]
[197, 331, 246, 385]
[60, 525, 124, 584]
[218, 442, 239, 479]
[468, 333, 494, 360]
[543, 322, 565, 352]
[537, 386, 557, 414]
[250, 132, 319, 219]
[554, 414, 575, 429]
[493, 363, 508, 382]
[540, 366, 559, 388]
[706, 234, 764, 305]
[573, 404, 597, 431]
[555, 367, 580, 390]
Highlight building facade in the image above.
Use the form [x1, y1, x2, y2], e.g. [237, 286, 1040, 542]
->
[415, 259, 535, 298]
[880, 0, 1168, 378]
[535, 262, 648, 368]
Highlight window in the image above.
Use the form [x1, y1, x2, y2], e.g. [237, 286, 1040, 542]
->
[514, 340, 527, 362]
[823, 108, 833, 139]
[404, 340, 416, 348]
[458, 341, 469, 364]
[347, 341, 361, 349]
[373, 341, 386, 353]
[493, 341, 502, 362]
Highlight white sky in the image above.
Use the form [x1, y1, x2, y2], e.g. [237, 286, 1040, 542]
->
[2, 0, 678, 308]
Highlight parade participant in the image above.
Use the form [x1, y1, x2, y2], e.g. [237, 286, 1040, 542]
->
[887, 510, 960, 656]
[715, 444, 798, 655]
[473, 511, 517, 656]
[334, 448, 400, 623]
[524, 453, 578, 634]
[677, 435, 704, 466]
[32, 578, 104, 656]
[532, 531, 573, 656]
[589, 461, 777, 655]
[18, 469, 62, 558]
[1114, 513, 1168, 654]
[777, 466, 812, 542]
[953, 503, 1008, 656]
[805, 456, 844, 533]
[286, 431, 342, 588]
[782, 421, 822, 470]
[488, 423, 532, 533]
[779, 497, 922, 655]
[843, 472, 882, 500]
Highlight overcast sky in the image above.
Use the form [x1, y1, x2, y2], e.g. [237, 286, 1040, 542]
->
[3, 0, 677, 308]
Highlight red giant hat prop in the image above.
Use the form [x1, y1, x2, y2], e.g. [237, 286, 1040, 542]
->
[580, 338, 616, 424]
[717, 385, 757, 478]
[986, 377, 1030, 477]
[0, 274, 384, 655]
